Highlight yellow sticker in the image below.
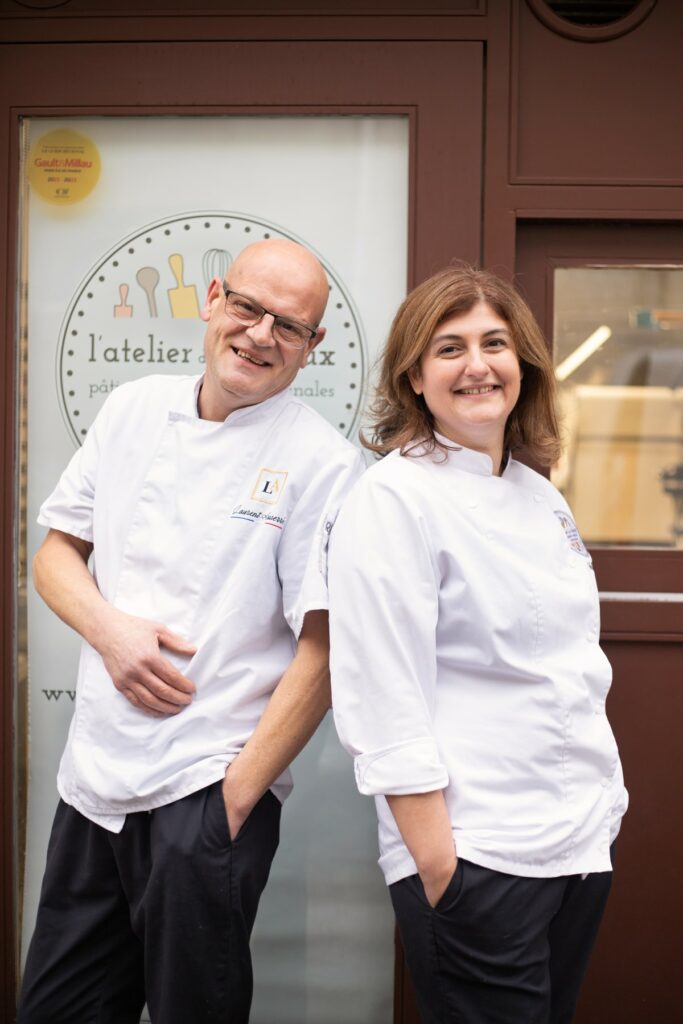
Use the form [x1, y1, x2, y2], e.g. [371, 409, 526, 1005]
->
[28, 129, 101, 205]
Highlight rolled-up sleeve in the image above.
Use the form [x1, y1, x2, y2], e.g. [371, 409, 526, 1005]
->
[329, 467, 449, 797]
[37, 395, 112, 541]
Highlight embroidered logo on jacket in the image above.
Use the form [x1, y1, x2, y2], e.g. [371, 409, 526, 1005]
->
[554, 510, 590, 558]
[251, 469, 288, 505]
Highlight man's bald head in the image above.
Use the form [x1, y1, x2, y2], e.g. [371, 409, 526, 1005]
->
[199, 236, 330, 421]
[230, 239, 330, 327]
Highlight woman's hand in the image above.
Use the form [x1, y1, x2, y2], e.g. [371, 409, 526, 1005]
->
[420, 850, 458, 908]
[386, 790, 456, 907]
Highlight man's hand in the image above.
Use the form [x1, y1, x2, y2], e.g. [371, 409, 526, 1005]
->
[217, 610, 332, 840]
[222, 768, 248, 841]
[33, 529, 196, 717]
[97, 606, 197, 716]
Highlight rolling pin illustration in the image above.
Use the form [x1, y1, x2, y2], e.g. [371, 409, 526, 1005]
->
[136, 266, 160, 317]
[167, 253, 200, 318]
[114, 283, 133, 318]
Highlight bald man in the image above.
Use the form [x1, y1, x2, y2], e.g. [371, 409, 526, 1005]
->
[19, 240, 364, 1024]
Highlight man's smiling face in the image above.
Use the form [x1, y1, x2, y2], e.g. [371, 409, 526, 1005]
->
[199, 240, 328, 421]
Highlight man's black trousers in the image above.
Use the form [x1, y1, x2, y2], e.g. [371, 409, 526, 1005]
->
[18, 781, 281, 1024]
[390, 853, 614, 1024]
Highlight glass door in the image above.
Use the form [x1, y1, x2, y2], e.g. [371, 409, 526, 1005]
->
[18, 114, 409, 1023]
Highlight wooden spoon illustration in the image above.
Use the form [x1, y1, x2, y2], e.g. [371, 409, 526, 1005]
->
[136, 266, 160, 317]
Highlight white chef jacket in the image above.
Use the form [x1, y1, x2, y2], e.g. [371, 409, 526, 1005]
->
[39, 374, 364, 832]
[329, 441, 628, 885]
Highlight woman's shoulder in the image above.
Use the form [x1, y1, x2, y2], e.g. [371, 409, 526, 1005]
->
[361, 446, 434, 489]
[342, 447, 434, 516]
[507, 457, 569, 507]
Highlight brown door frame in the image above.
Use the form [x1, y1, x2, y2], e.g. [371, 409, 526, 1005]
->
[516, 218, 683, 599]
[0, 38, 484, 1020]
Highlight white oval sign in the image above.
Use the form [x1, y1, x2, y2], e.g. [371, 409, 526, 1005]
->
[58, 212, 366, 445]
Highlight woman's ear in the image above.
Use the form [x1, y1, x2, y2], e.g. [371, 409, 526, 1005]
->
[408, 365, 423, 395]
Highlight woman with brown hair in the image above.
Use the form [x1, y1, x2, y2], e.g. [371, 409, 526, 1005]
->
[329, 265, 627, 1023]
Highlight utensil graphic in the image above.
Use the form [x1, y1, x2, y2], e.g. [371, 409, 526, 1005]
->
[202, 248, 233, 289]
[167, 253, 200, 318]
[114, 283, 133, 318]
[136, 266, 160, 317]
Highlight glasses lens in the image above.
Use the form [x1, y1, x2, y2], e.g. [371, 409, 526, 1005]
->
[225, 293, 261, 324]
[224, 290, 311, 348]
[273, 319, 309, 348]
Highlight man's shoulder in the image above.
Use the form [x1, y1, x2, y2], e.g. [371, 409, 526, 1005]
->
[95, 374, 198, 432]
[275, 395, 361, 462]
[108, 373, 197, 408]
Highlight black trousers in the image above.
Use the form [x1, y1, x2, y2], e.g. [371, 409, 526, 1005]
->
[18, 781, 281, 1024]
[390, 854, 614, 1024]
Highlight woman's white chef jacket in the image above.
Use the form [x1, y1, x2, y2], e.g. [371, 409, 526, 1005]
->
[329, 441, 628, 885]
[39, 374, 364, 832]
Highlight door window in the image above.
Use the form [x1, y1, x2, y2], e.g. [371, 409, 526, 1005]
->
[551, 266, 683, 549]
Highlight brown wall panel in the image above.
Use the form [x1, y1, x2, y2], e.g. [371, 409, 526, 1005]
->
[511, 0, 683, 185]
[575, 639, 682, 1023]
[0, 40, 482, 279]
[0, 0, 484, 13]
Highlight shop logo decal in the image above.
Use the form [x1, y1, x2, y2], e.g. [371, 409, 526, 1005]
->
[57, 212, 366, 447]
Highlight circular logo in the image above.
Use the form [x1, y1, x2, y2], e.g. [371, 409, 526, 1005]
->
[57, 212, 366, 445]
[28, 129, 101, 205]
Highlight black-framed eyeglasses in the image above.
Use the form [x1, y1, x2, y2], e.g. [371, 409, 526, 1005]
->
[222, 283, 318, 349]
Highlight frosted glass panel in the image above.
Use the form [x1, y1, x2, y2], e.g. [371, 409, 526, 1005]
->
[19, 115, 407, 1022]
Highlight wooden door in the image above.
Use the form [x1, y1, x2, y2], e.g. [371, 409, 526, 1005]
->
[517, 220, 683, 1024]
[0, 32, 484, 1022]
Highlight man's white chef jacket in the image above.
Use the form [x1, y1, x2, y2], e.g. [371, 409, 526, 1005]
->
[39, 374, 364, 832]
[329, 442, 628, 885]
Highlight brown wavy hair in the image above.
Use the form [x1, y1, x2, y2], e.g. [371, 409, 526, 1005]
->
[363, 263, 561, 466]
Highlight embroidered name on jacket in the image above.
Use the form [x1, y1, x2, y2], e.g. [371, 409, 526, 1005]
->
[230, 505, 287, 530]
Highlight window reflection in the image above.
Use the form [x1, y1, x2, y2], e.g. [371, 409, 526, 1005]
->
[551, 267, 683, 548]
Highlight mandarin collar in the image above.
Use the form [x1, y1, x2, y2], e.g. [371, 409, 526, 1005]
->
[430, 432, 511, 478]
[172, 374, 290, 425]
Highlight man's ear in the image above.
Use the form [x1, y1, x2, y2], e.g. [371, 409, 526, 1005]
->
[310, 325, 326, 350]
[300, 326, 325, 365]
[201, 277, 222, 323]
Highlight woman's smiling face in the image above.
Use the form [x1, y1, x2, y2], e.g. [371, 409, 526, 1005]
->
[409, 301, 522, 465]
